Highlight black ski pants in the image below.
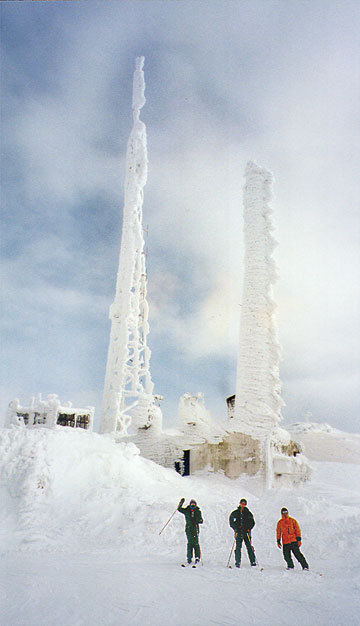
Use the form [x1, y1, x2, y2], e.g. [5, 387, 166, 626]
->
[235, 533, 256, 566]
[283, 541, 309, 569]
[186, 529, 200, 562]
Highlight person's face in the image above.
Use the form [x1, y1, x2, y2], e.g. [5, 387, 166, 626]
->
[282, 511, 289, 519]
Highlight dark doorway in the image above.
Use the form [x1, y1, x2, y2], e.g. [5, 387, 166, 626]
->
[174, 450, 190, 476]
[183, 450, 190, 476]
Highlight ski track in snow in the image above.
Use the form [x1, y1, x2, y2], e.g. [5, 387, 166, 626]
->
[0, 426, 359, 625]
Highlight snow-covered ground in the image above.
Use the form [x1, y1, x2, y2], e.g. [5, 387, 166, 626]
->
[1, 425, 359, 625]
[288, 421, 360, 464]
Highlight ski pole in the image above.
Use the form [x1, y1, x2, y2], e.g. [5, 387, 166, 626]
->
[159, 507, 178, 535]
[226, 539, 236, 568]
[199, 542, 203, 566]
[247, 532, 258, 566]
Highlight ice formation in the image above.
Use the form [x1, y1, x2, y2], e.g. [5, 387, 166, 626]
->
[100, 57, 161, 436]
[5, 394, 94, 430]
[233, 161, 284, 440]
[178, 393, 225, 443]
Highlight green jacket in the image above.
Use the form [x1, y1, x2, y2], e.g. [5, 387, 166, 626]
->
[178, 505, 203, 535]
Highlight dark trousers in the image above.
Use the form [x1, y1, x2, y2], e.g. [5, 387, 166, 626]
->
[235, 533, 256, 565]
[283, 542, 309, 569]
[186, 530, 200, 562]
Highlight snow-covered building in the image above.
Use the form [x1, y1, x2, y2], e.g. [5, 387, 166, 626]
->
[5, 394, 94, 431]
[128, 392, 309, 486]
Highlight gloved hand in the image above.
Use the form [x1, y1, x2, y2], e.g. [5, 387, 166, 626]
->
[296, 537, 301, 547]
[277, 540, 282, 549]
[178, 498, 185, 507]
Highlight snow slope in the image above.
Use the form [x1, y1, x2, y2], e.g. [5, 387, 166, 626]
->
[288, 422, 360, 464]
[1, 425, 359, 625]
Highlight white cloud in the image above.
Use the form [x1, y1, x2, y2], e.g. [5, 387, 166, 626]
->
[2, 1, 359, 431]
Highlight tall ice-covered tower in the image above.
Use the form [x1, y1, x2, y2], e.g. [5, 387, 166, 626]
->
[232, 161, 284, 439]
[99, 57, 161, 436]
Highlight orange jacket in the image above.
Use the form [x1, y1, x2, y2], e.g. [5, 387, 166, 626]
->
[276, 516, 301, 545]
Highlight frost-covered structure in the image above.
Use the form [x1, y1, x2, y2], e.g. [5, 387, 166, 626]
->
[94, 63, 309, 486]
[2, 63, 309, 489]
[96, 79, 309, 484]
[5, 394, 94, 430]
[227, 161, 310, 487]
[99, 57, 162, 437]
[129, 392, 227, 475]
[178, 393, 225, 442]
[232, 161, 283, 436]
[128, 390, 310, 485]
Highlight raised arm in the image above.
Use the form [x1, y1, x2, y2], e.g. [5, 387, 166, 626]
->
[177, 498, 186, 514]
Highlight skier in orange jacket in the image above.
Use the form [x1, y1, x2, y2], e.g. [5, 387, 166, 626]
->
[276, 508, 309, 570]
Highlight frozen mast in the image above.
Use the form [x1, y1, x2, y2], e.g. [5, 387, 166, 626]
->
[233, 161, 284, 438]
[100, 57, 161, 436]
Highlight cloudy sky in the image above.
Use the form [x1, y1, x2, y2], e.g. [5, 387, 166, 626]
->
[1, 0, 359, 432]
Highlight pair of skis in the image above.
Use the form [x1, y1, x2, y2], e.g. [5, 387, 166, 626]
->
[228, 564, 264, 571]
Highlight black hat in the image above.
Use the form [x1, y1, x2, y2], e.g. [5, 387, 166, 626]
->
[240, 498, 247, 505]
[281, 507, 288, 514]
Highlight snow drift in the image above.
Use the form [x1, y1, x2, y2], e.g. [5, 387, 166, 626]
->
[1, 425, 360, 626]
[0, 425, 359, 558]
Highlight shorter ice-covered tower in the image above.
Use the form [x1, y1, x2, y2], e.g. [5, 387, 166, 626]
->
[99, 57, 162, 437]
[233, 161, 283, 438]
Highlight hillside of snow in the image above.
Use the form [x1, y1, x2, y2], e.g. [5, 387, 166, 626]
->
[1, 424, 359, 625]
[288, 422, 360, 464]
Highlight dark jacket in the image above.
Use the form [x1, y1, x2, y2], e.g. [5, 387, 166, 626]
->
[229, 506, 255, 537]
[178, 505, 203, 535]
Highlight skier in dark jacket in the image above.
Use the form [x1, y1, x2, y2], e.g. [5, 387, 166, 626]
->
[177, 498, 203, 565]
[229, 498, 256, 567]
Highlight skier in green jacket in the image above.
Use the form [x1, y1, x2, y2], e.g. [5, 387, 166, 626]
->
[177, 498, 203, 565]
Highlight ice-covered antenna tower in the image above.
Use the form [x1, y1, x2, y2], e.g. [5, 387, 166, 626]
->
[232, 161, 284, 439]
[99, 57, 161, 436]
